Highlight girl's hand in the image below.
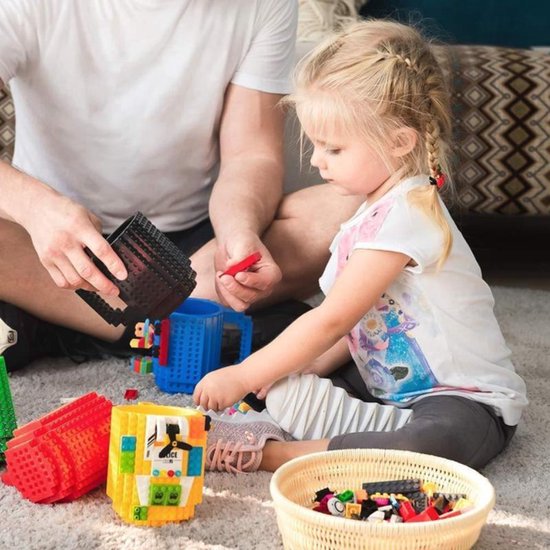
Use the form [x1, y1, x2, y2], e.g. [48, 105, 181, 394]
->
[254, 384, 273, 400]
[193, 365, 251, 411]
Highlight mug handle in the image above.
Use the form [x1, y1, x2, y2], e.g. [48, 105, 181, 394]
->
[75, 289, 137, 327]
[222, 309, 253, 362]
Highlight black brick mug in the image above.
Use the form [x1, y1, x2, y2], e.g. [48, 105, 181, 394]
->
[76, 212, 196, 326]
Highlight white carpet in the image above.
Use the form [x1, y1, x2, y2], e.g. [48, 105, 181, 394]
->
[1, 286, 549, 549]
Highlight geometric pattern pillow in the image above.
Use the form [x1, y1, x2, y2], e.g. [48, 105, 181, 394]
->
[436, 45, 550, 215]
[0, 86, 14, 163]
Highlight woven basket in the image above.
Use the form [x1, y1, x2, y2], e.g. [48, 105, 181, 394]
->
[270, 449, 495, 550]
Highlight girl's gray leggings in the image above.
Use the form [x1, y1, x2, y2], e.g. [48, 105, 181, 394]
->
[327, 361, 516, 470]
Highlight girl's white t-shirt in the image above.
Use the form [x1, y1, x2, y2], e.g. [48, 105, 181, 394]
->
[0, 0, 297, 232]
[319, 175, 528, 426]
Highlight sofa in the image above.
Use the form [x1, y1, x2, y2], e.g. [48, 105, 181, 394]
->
[2, 35, 549, 273]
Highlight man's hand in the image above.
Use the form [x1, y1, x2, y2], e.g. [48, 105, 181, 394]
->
[17, 189, 127, 294]
[193, 364, 251, 411]
[215, 232, 282, 311]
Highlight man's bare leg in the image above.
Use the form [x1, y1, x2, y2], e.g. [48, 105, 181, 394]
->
[0, 184, 361, 341]
[191, 184, 364, 306]
[0, 218, 124, 342]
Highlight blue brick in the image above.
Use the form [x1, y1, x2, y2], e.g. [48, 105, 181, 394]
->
[121, 435, 137, 451]
[187, 447, 203, 476]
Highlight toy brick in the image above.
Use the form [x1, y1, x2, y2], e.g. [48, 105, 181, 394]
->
[8, 392, 104, 444]
[141, 357, 153, 374]
[237, 402, 252, 413]
[107, 403, 208, 526]
[158, 319, 170, 366]
[344, 502, 362, 519]
[398, 500, 417, 521]
[121, 436, 137, 452]
[422, 481, 438, 497]
[188, 415, 207, 439]
[187, 447, 203, 477]
[314, 487, 333, 502]
[412, 494, 429, 513]
[433, 494, 450, 514]
[336, 490, 355, 503]
[360, 499, 378, 519]
[406, 505, 440, 522]
[0, 357, 16, 459]
[166, 485, 182, 506]
[147, 298, 253, 394]
[124, 389, 139, 401]
[131, 356, 153, 374]
[367, 510, 385, 522]
[242, 392, 266, 412]
[2, 392, 112, 503]
[326, 497, 345, 516]
[133, 506, 148, 521]
[222, 251, 261, 276]
[362, 479, 421, 495]
[149, 484, 168, 506]
[120, 451, 136, 474]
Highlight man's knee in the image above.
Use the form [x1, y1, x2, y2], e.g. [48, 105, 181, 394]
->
[0, 218, 36, 276]
[189, 239, 217, 301]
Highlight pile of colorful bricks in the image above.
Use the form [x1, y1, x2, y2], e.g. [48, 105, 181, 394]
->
[226, 400, 253, 415]
[312, 479, 473, 523]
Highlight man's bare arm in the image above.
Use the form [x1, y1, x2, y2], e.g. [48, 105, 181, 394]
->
[209, 83, 286, 309]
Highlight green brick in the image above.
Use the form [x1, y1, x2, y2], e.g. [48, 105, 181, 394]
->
[119, 451, 136, 474]
[132, 506, 148, 521]
[165, 485, 182, 506]
[147, 483, 182, 506]
[149, 484, 168, 506]
[140, 357, 152, 374]
[0, 357, 16, 460]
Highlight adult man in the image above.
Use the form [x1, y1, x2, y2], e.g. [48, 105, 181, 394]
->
[0, 0, 362, 371]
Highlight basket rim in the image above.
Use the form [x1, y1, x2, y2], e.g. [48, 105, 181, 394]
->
[269, 448, 495, 534]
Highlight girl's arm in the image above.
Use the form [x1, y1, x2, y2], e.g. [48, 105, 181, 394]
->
[255, 337, 350, 400]
[193, 248, 410, 410]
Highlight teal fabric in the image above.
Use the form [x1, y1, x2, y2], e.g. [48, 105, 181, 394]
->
[360, 0, 549, 48]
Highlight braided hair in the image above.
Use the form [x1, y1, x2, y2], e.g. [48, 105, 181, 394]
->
[287, 19, 454, 267]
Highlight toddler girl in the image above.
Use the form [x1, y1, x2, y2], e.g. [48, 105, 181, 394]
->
[194, 20, 527, 473]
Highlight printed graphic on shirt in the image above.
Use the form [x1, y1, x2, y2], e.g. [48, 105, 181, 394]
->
[337, 196, 395, 270]
[349, 292, 439, 402]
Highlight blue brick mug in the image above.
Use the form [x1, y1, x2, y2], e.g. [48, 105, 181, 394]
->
[146, 298, 252, 394]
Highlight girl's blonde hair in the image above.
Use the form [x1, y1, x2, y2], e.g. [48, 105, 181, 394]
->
[287, 19, 453, 266]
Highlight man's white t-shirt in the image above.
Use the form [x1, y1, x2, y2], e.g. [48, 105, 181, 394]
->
[319, 175, 528, 426]
[0, 0, 297, 232]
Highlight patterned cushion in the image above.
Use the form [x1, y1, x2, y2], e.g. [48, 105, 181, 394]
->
[1, 45, 549, 215]
[0, 87, 14, 163]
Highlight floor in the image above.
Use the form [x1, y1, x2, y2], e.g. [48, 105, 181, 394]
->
[485, 271, 550, 291]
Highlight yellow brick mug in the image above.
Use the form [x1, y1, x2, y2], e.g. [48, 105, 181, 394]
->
[107, 402, 209, 526]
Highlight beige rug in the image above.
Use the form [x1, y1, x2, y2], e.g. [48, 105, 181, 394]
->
[0, 286, 549, 549]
